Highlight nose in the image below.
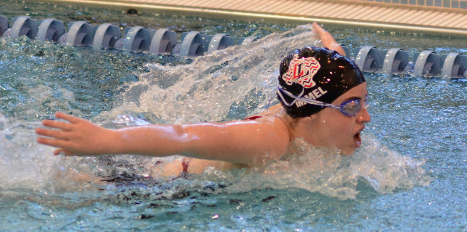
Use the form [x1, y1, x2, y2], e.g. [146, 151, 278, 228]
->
[357, 105, 371, 123]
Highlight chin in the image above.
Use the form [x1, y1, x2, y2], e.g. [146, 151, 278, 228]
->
[340, 147, 356, 156]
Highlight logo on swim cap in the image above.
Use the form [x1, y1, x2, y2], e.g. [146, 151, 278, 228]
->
[282, 54, 321, 88]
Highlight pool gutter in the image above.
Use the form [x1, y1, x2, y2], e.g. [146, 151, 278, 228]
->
[32, 0, 467, 36]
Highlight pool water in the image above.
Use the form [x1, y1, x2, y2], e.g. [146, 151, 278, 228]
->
[1, 0, 467, 231]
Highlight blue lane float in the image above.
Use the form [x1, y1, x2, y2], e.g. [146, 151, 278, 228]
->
[178, 31, 208, 57]
[93, 23, 121, 50]
[205, 33, 234, 54]
[0, 15, 9, 37]
[0, 14, 465, 78]
[354, 46, 384, 73]
[60, 21, 94, 47]
[37, 18, 65, 42]
[441, 53, 467, 78]
[149, 28, 177, 54]
[237, 36, 258, 45]
[413, 50, 441, 77]
[121, 26, 151, 52]
[8, 16, 38, 39]
[382, 48, 410, 75]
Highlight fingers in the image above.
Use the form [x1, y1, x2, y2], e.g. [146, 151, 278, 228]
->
[36, 127, 70, 140]
[38, 136, 86, 156]
[55, 112, 81, 124]
[53, 148, 76, 156]
[54, 148, 65, 156]
[41, 112, 83, 131]
[37, 136, 72, 149]
[312, 22, 325, 34]
[42, 119, 74, 131]
[312, 22, 333, 41]
[37, 112, 89, 157]
[312, 22, 346, 56]
[312, 22, 330, 39]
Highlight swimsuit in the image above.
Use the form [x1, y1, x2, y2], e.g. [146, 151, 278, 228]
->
[181, 158, 190, 173]
[244, 115, 263, 120]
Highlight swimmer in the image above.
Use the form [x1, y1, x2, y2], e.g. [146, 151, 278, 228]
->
[35, 23, 370, 175]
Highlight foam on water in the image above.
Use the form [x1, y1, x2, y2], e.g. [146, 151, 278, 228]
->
[0, 116, 58, 192]
[0, 25, 432, 201]
[196, 134, 432, 200]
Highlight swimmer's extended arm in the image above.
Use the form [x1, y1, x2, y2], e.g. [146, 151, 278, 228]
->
[312, 22, 346, 56]
[36, 112, 290, 165]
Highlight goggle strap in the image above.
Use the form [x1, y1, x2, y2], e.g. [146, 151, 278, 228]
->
[277, 86, 301, 107]
[277, 86, 335, 108]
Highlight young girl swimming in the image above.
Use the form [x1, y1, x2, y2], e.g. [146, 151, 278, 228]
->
[35, 23, 370, 175]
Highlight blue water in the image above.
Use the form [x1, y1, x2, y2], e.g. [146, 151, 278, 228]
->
[1, 0, 467, 231]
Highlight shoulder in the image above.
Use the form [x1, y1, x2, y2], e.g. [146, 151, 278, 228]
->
[244, 104, 285, 121]
[242, 105, 292, 144]
[245, 104, 291, 134]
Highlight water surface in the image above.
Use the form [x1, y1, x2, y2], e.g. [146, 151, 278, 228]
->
[0, 1, 466, 231]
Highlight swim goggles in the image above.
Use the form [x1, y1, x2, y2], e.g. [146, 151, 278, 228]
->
[277, 85, 368, 117]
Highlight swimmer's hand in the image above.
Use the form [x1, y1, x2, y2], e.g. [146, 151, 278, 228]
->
[312, 22, 346, 56]
[36, 112, 116, 156]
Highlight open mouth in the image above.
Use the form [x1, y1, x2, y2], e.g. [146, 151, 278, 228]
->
[354, 131, 362, 148]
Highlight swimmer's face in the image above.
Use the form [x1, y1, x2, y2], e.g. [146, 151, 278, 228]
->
[307, 83, 371, 155]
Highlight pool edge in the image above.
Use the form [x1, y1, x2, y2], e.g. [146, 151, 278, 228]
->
[25, 0, 467, 36]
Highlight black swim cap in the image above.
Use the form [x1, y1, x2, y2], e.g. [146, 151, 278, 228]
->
[277, 46, 365, 118]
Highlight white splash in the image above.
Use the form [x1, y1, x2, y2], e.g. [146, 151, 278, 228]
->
[199, 134, 432, 200]
[0, 24, 432, 200]
[107, 24, 322, 124]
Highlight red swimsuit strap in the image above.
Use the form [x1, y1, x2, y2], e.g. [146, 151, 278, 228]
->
[181, 158, 190, 173]
[244, 115, 263, 120]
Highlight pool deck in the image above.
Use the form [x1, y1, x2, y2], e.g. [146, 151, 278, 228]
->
[43, 0, 467, 35]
